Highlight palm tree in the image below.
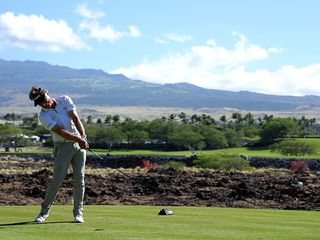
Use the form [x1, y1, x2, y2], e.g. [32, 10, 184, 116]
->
[219, 115, 227, 125]
[168, 113, 176, 122]
[112, 115, 120, 125]
[190, 114, 201, 124]
[178, 112, 188, 124]
[104, 114, 112, 124]
[243, 113, 254, 125]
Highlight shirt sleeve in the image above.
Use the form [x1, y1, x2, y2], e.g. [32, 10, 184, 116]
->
[63, 95, 76, 112]
[39, 112, 57, 131]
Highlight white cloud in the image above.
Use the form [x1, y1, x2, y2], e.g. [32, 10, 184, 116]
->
[76, 3, 141, 42]
[128, 25, 141, 38]
[221, 64, 320, 96]
[154, 33, 192, 44]
[0, 12, 89, 52]
[79, 21, 141, 42]
[164, 33, 192, 42]
[111, 33, 319, 96]
[79, 21, 122, 42]
[75, 3, 105, 20]
[154, 37, 167, 44]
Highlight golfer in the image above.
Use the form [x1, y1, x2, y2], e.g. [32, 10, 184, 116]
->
[29, 86, 89, 223]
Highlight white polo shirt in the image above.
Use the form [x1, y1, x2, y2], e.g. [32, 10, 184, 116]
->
[39, 95, 81, 142]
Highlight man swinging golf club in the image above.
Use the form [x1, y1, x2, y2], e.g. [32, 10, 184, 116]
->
[29, 86, 89, 223]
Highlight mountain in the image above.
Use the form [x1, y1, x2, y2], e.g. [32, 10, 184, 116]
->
[0, 59, 319, 111]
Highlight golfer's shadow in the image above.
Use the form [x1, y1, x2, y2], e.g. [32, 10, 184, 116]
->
[0, 220, 73, 227]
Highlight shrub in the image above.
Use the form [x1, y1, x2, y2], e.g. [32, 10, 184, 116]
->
[160, 161, 186, 170]
[141, 160, 157, 170]
[271, 140, 316, 156]
[290, 160, 308, 173]
[193, 153, 250, 171]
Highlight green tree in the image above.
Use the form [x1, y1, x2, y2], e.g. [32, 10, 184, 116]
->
[263, 114, 274, 122]
[86, 124, 125, 149]
[121, 118, 138, 132]
[169, 124, 205, 151]
[126, 129, 149, 145]
[178, 112, 188, 124]
[168, 113, 176, 122]
[148, 118, 174, 143]
[243, 113, 255, 126]
[294, 116, 317, 137]
[259, 118, 299, 145]
[219, 115, 227, 125]
[0, 124, 25, 146]
[231, 112, 242, 124]
[96, 126, 125, 149]
[224, 128, 243, 147]
[112, 115, 120, 125]
[242, 125, 259, 138]
[21, 114, 39, 130]
[197, 125, 228, 149]
[190, 114, 201, 124]
[104, 114, 112, 124]
[230, 112, 243, 130]
[86, 115, 93, 124]
[200, 114, 216, 126]
[0, 123, 22, 135]
[3, 113, 20, 124]
[121, 118, 149, 145]
[33, 125, 51, 136]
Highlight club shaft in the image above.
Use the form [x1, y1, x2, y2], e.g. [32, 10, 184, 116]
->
[88, 148, 103, 160]
[87, 148, 132, 179]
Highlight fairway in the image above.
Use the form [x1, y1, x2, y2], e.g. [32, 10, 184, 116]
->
[0, 205, 319, 240]
[3, 136, 320, 158]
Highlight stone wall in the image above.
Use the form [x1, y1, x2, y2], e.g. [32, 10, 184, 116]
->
[1, 153, 319, 170]
[0, 153, 196, 168]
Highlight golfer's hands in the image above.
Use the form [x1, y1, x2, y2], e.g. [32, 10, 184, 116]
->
[78, 137, 89, 149]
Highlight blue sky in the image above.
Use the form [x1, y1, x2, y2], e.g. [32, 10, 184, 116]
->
[1, 0, 320, 96]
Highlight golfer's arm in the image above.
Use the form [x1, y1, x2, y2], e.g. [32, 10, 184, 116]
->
[52, 125, 83, 143]
[68, 110, 86, 137]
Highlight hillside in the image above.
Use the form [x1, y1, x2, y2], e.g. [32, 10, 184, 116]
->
[1, 59, 320, 111]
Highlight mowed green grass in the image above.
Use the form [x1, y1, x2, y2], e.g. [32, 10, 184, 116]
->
[101, 137, 320, 158]
[85, 147, 292, 158]
[1, 137, 320, 158]
[0, 205, 319, 240]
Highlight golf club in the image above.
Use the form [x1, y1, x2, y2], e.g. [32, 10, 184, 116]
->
[87, 148, 133, 179]
[87, 148, 160, 192]
[88, 148, 173, 216]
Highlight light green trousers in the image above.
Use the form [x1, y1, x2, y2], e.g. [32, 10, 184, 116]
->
[40, 142, 86, 216]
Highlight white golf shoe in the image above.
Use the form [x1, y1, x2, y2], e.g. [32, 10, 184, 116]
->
[34, 213, 49, 223]
[74, 214, 84, 223]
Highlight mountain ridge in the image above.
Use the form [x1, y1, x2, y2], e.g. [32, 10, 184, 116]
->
[0, 59, 319, 111]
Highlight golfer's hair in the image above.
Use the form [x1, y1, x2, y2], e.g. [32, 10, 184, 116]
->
[29, 86, 48, 101]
